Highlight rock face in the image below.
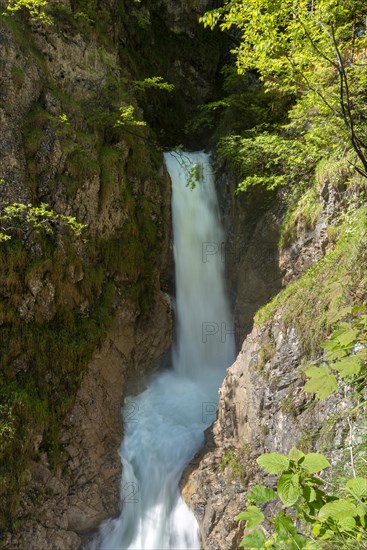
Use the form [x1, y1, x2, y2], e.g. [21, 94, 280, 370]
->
[7, 293, 172, 549]
[2, 2, 357, 548]
[229, 205, 283, 344]
[182, 176, 357, 548]
[182, 315, 350, 550]
[218, 167, 349, 345]
[118, 0, 225, 146]
[0, 2, 174, 545]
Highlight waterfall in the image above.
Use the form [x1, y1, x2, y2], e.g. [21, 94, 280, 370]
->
[96, 151, 235, 549]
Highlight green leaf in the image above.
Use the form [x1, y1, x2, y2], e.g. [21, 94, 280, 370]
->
[274, 511, 297, 536]
[247, 485, 277, 504]
[319, 499, 358, 521]
[277, 473, 300, 506]
[337, 515, 356, 532]
[239, 529, 266, 548]
[235, 505, 265, 529]
[257, 453, 289, 474]
[336, 326, 358, 347]
[304, 366, 338, 399]
[304, 541, 323, 550]
[327, 306, 353, 323]
[133, 76, 174, 92]
[293, 534, 311, 547]
[345, 478, 367, 500]
[331, 355, 362, 378]
[306, 476, 325, 487]
[359, 504, 367, 528]
[302, 485, 317, 503]
[356, 503, 367, 517]
[357, 348, 367, 361]
[361, 513, 366, 528]
[322, 339, 341, 352]
[114, 104, 147, 127]
[301, 453, 331, 474]
[351, 306, 367, 314]
[311, 523, 323, 537]
[325, 348, 347, 361]
[288, 447, 305, 462]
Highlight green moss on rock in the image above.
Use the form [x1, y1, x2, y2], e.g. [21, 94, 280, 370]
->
[256, 206, 367, 358]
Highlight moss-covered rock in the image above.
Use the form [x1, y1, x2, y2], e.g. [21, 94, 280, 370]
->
[0, 1, 175, 538]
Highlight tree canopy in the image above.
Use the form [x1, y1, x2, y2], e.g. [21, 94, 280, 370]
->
[201, 0, 367, 175]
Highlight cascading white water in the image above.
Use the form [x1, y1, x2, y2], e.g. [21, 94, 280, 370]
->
[96, 151, 235, 550]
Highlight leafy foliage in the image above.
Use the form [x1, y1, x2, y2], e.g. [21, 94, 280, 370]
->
[186, 163, 204, 190]
[255, 206, 367, 357]
[0, 202, 86, 243]
[237, 448, 367, 549]
[4, 0, 51, 22]
[133, 76, 174, 93]
[305, 305, 367, 399]
[201, 0, 367, 174]
[186, 67, 291, 137]
[217, 128, 321, 192]
[114, 104, 147, 128]
[168, 150, 206, 191]
[247, 485, 277, 504]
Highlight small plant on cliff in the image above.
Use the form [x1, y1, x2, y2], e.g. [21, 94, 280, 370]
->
[4, 0, 51, 22]
[133, 76, 174, 93]
[0, 202, 86, 243]
[114, 104, 147, 128]
[236, 447, 367, 549]
[304, 305, 367, 399]
[220, 447, 248, 483]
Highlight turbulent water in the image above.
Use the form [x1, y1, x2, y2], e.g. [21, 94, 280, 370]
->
[96, 151, 235, 549]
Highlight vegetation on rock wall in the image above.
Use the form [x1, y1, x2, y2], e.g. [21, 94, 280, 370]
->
[235, 301, 367, 549]
[198, 1, 367, 547]
[0, 0, 174, 531]
[236, 448, 367, 549]
[197, 0, 367, 241]
[256, 206, 367, 354]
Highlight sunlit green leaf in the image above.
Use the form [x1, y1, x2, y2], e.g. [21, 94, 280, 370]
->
[319, 500, 358, 521]
[235, 505, 264, 529]
[331, 356, 362, 377]
[345, 478, 367, 500]
[288, 447, 305, 463]
[301, 453, 330, 474]
[277, 473, 300, 506]
[274, 510, 297, 536]
[257, 453, 289, 474]
[304, 366, 338, 399]
[247, 485, 277, 504]
[239, 529, 266, 548]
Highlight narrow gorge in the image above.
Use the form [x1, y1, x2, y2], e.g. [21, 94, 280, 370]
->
[0, 1, 366, 549]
